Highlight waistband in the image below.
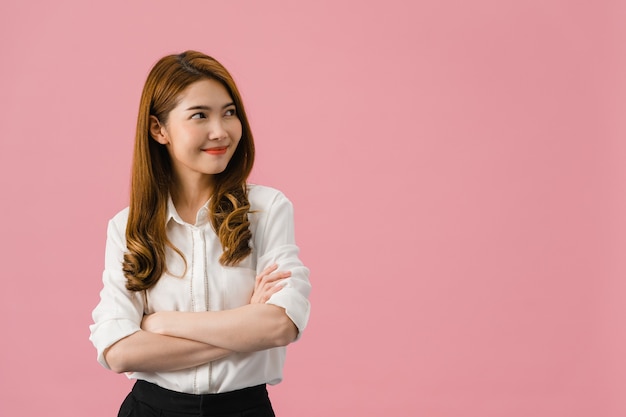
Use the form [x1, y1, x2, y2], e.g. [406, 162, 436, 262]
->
[131, 379, 270, 414]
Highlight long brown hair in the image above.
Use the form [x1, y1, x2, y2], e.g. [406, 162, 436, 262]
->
[123, 51, 255, 292]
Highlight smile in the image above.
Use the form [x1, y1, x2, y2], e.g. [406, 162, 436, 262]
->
[204, 147, 228, 155]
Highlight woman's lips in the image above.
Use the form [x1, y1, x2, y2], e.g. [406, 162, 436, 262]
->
[204, 147, 228, 155]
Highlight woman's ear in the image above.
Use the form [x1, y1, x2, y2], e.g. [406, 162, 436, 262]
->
[149, 115, 169, 145]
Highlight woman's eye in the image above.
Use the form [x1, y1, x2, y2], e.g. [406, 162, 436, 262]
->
[224, 108, 237, 117]
[191, 112, 206, 119]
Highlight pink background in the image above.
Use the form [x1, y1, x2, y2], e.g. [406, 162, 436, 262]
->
[1, 1, 625, 416]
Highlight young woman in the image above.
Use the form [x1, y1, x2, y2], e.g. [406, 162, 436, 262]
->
[89, 51, 311, 417]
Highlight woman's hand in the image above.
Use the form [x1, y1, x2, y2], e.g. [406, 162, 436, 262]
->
[250, 264, 291, 304]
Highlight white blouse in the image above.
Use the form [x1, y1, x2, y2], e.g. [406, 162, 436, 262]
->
[89, 185, 311, 394]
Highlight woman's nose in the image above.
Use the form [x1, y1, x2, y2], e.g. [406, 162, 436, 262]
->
[208, 119, 227, 140]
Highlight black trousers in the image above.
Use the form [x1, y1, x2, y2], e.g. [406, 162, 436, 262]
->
[118, 380, 276, 417]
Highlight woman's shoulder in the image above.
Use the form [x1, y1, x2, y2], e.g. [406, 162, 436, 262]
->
[247, 184, 291, 210]
[108, 206, 130, 229]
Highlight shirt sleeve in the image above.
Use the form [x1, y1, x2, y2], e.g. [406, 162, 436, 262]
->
[254, 191, 312, 338]
[89, 215, 145, 369]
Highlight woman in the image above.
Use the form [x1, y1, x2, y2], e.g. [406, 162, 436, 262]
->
[89, 51, 311, 417]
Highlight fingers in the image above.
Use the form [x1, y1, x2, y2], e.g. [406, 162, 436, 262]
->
[254, 282, 284, 303]
[258, 264, 279, 278]
[251, 264, 291, 304]
[256, 264, 291, 286]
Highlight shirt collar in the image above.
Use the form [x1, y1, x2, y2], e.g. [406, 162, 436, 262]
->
[166, 195, 211, 227]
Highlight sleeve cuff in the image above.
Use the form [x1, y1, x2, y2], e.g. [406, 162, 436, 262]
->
[89, 318, 141, 369]
[266, 285, 311, 339]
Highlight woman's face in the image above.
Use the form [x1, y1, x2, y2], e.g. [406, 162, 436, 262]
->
[151, 78, 243, 184]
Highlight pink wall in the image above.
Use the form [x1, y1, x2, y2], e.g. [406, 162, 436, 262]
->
[1, 1, 625, 416]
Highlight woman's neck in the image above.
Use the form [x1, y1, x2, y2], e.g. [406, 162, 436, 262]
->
[170, 175, 214, 224]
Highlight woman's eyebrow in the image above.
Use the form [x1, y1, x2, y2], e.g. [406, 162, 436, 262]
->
[185, 102, 235, 111]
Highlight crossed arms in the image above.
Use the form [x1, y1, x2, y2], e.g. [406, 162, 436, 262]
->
[104, 265, 297, 374]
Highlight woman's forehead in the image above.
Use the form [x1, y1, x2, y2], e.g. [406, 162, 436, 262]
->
[175, 79, 233, 107]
